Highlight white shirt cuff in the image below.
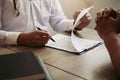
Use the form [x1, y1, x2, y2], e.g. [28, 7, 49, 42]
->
[4, 32, 21, 45]
[67, 20, 74, 31]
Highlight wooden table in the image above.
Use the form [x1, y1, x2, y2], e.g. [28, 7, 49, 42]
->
[1, 28, 118, 80]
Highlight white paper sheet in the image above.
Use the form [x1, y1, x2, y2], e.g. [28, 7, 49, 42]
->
[71, 31, 101, 52]
[72, 6, 94, 29]
[46, 33, 102, 54]
[46, 6, 102, 55]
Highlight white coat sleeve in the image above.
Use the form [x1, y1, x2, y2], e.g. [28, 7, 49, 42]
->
[0, 1, 21, 46]
[49, 0, 74, 32]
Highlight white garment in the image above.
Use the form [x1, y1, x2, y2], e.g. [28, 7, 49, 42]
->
[0, 0, 74, 45]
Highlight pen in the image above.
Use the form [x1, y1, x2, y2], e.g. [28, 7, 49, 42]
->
[36, 26, 55, 42]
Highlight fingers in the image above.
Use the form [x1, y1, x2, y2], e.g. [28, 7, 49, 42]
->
[101, 8, 115, 18]
[73, 8, 92, 27]
[96, 9, 105, 23]
[96, 8, 117, 24]
[73, 10, 80, 21]
[73, 9, 85, 21]
[116, 9, 120, 21]
[32, 30, 51, 44]
[117, 14, 120, 21]
[97, 9, 105, 17]
[80, 13, 91, 23]
[18, 30, 52, 47]
[102, 8, 111, 18]
[74, 10, 91, 30]
[75, 14, 91, 30]
[37, 30, 51, 39]
[98, 8, 117, 19]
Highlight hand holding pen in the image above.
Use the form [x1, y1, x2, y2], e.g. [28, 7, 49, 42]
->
[17, 29, 52, 47]
[36, 26, 55, 42]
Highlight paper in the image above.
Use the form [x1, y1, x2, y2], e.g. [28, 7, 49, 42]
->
[70, 6, 97, 53]
[46, 34, 78, 53]
[71, 31, 101, 52]
[46, 33, 102, 54]
[45, 6, 102, 55]
[73, 6, 94, 29]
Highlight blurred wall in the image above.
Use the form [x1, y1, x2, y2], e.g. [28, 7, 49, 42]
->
[59, 0, 120, 28]
[59, 0, 87, 19]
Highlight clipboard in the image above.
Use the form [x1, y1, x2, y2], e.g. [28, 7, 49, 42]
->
[46, 34, 102, 55]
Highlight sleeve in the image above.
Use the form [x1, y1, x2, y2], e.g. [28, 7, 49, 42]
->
[49, 0, 74, 32]
[0, 1, 21, 46]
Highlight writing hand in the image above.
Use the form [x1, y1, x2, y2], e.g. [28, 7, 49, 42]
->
[17, 30, 51, 47]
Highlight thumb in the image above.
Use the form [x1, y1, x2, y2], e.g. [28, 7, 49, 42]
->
[116, 14, 120, 21]
[116, 9, 120, 21]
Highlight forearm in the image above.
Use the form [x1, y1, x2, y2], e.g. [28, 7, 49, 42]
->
[50, 17, 74, 32]
[103, 33, 120, 77]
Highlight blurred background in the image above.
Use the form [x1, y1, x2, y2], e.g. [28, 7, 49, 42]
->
[49, 0, 120, 35]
